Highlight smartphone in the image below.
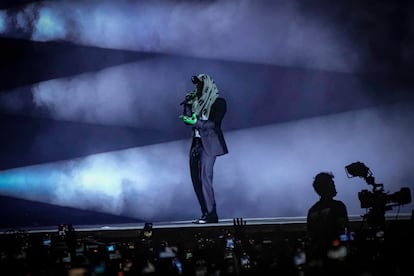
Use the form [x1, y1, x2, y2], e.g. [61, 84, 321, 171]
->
[226, 238, 234, 249]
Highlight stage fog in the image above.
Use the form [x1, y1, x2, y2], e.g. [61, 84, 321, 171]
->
[1, 102, 413, 221]
[0, 0, 413, 225]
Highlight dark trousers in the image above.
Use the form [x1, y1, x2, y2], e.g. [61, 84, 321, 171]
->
[190, 138, 217, 216]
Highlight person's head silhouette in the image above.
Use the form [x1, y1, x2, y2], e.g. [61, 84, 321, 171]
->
[312, 172, 337, 199]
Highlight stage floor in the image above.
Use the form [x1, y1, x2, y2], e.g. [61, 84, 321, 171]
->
[1, 216, 307, 233]
[0, 213, 411, 247]
[3, 213, 410, 234]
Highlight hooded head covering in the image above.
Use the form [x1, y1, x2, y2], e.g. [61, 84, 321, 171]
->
[192, 74, 219, 119]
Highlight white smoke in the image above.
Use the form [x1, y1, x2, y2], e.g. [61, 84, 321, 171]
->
[32, 6, 67, 41]
[0, 55, 372, 130]
[0, 0, 361, 72]
[0, 139, 193, 221]
[1, 103, 413, 221]
[29, 58, 188, 128]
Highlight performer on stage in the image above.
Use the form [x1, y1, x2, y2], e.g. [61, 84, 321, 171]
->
[180, 74, 228, 224]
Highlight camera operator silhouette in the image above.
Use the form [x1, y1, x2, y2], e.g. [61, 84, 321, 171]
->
[307, 172, 349, 264]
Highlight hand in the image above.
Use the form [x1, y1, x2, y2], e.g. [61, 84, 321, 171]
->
[233, 217, 247, 241]
[184, 91, 197, 102]
[187, 90, 197, 99]
[180, 113, 197, 125]
[180, 91, 197, 105]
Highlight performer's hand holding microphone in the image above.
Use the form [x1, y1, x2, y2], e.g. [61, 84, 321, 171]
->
[179, 113, 197, 125]
[179, 92, 197, 125]
[180, 75, 202, 125]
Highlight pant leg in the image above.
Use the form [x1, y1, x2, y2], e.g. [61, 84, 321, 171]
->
[200, 146, 217, 214]
[190, 138, 208, 214]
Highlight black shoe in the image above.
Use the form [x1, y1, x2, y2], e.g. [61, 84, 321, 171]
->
[192, 214, 208, 224]
[192, 213, 218, 224]
[206, 211, 218, 223]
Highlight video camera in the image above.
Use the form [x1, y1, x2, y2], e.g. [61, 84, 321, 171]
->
[345, 161, 411, 228]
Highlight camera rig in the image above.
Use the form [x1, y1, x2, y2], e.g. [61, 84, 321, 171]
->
[345, 162, 411, 230]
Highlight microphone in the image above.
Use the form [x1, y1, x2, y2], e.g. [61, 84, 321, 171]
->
[180, 90, 197, 105]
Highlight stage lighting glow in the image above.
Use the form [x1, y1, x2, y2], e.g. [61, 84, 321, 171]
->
[0, 139, 195, 219]
[0, 169, 62, 199]
[15, 9, 30, 31]
[0, 104, 413, 221]
[0, 10, 6, 32]
[0, 54, 373, 130]
[33, 7, 66, 41]
[29, 62, 166, 127]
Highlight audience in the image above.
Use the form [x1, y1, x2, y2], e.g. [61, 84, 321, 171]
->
[0, 174, 411, 275]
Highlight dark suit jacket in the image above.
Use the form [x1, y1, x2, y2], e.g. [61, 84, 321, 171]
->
[193, 97, 228, 156]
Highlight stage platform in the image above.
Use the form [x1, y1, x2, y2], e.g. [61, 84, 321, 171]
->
[2, 213, 411, 240]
